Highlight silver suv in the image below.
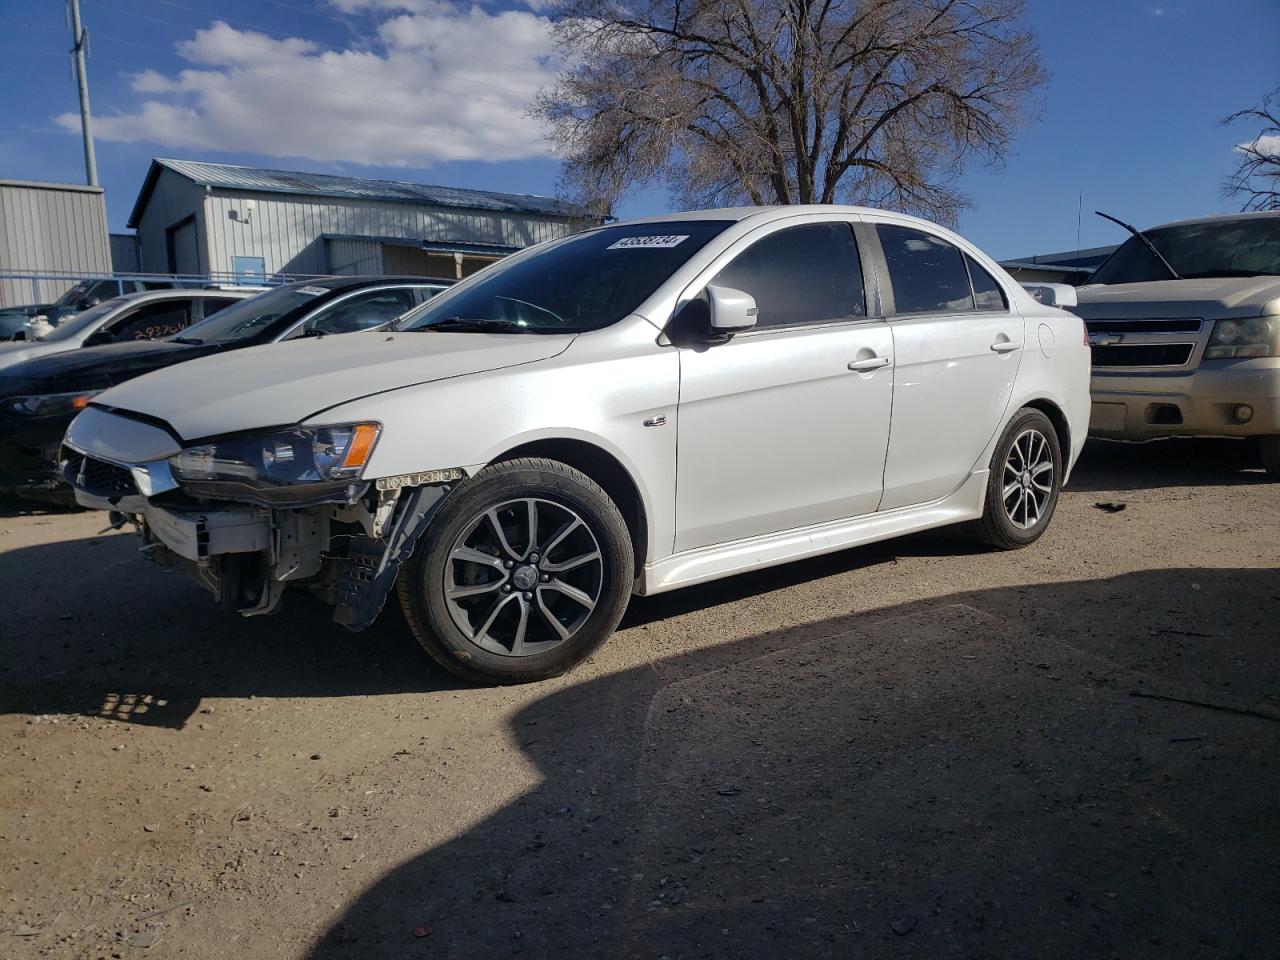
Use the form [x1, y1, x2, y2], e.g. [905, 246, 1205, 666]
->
[1073, 211, 1280, 476]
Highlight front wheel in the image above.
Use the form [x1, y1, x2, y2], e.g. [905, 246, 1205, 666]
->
[966, 407, 1063, 550]
[397, 457, 634, 684]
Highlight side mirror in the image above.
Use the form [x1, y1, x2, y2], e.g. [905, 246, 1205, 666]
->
[1020, 282, 1078, 308]
[79, 297, 101, 310]
[706, 283, 758, 332]
[83, 331, 114, 347]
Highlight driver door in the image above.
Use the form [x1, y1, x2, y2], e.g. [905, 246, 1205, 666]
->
[673, 219, 893, 553]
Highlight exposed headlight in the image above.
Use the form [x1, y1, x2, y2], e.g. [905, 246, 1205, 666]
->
[1204, 316, 1278, 359]
[2, 391, 99, 417]
[170, 423, 380, 487]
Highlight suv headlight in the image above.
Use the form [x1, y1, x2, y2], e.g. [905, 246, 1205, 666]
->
[170, 423, 380, 487]
[2, 391, 99, 417]
[1204, 317, 1278, 359]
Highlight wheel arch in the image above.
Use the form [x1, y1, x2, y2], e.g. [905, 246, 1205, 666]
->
[1021, 396, 1072, 461]
[490, 437, 650, 572]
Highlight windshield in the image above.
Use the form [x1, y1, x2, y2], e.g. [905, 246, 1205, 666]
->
[399, 220, 733, 334]
[51, 280, 95, 309]
[38, 298, 128, 342]
[174, 284, 329, 343]
[1089, 216, 1280, 284]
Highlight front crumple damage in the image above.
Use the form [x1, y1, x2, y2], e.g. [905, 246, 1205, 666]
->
[129, 481, 456, 629]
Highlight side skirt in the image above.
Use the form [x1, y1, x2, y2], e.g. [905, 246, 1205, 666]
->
[636, 469, 989, 597]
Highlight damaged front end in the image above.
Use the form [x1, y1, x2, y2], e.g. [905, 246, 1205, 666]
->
[61, 406, 458, 630]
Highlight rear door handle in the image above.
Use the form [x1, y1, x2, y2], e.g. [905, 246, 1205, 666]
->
[848, 356, 892, 371]
[990, 340, 1021, 354]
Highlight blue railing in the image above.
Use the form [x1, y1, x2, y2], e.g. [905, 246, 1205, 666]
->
[0, 269, 338, 307]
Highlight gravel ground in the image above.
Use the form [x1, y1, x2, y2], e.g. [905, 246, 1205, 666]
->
[1, 438, 1277, 959]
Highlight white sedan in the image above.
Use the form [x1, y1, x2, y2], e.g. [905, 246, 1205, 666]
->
[61, 206, 1090, 683]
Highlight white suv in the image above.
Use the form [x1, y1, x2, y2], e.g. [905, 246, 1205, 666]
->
[61, 206, 1090, 683]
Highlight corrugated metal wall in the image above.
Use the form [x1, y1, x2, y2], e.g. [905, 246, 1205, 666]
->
[135, 169, 208, 275]
[198, 190, 581, 277]
[110, 233, 141, 273]
[0, 180, 112, 306]
[324, 237, 384, 275]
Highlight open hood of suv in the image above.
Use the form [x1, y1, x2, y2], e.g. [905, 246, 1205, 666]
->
[1072, 276, 1280, 320]
[95, 330, 576, 441]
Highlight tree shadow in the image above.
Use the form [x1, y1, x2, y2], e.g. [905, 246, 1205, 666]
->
[304, 567, 1280, 959]
[1067, 437, 1271, 492]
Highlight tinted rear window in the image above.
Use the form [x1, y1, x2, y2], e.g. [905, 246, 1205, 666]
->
[877, 225, 975, 314]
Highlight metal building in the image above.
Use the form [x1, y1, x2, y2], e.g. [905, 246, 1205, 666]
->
[127, 158, 598, 283]
[0, 178, 111, 307]
[999, 243, 1118, 284]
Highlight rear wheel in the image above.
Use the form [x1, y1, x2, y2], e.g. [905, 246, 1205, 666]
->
[966, 407, 1063, 549]
[397, 458, 633, 684]
[1259, 436, 1280, 479]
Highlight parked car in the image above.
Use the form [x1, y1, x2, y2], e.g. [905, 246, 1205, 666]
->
[0, 288, 256, 376]
[1074, 211, 1280, 476]
[60, 207, 1090, 683]
[3, 277, 178, 340]
[0, 277, 449, 493]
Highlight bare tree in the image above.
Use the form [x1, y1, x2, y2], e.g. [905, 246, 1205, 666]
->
[1221, 87, 1280, 212]
[533, 0, 1045, 223]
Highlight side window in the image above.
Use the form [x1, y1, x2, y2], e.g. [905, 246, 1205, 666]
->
[104, 300, 194, 341]
[303, 288, 416, 334]
[199, 297, 242, 320]
[876, 224, 975, 315]
[711, 222, 866, 329]
[966, 254, 1008, 311]
[414, 285, 448, 305]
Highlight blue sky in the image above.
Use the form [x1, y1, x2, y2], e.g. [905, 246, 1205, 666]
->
[0, 0, 1276, 259]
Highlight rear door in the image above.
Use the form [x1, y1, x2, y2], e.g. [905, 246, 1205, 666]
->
[871, 222, 1023, 510]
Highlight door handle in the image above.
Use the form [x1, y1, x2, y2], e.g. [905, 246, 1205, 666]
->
[990, 340, 1021, 354]
[848, 356, 891, 371]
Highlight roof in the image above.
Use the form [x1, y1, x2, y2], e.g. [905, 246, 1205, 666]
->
[0, 178, 104, 195]
[999, 261, 1097, 275]
[1148, 209, 1280, 230]
[323, 233, 521, 258]
[128, 158, 591, 227]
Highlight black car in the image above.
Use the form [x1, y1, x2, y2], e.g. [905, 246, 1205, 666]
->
[0, 276, 450, 494]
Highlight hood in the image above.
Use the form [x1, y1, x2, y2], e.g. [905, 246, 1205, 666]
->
[0, 339, 218, 394]
[1072, 276, 1280, 320]
[96, 329, 576, 440]
[0, 340, 68, 372]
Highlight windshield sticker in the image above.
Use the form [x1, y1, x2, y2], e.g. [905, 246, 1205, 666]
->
[607, 235, 689, 250]
[296, 285, 329, 296]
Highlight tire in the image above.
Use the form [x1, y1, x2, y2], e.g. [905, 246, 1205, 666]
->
[397, 457, 634, 684]
[1259, 436, 1280, 479]
[965, 407, 1063, 550]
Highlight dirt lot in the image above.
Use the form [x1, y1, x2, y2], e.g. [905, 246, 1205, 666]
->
[1, 438, 1278, 959]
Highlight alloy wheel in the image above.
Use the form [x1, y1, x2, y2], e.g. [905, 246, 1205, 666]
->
[1001, 429, 1054, 530]
[444, 497, 604, 657]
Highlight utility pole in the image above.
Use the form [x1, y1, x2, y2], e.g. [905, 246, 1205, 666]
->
[68, 0, 98, 186]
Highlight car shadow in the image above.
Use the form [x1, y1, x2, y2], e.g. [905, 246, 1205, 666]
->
[1068, 437, 1271, 492]
[301, 567, 1280, 958]
[0, 525, 467, 729]
[0, 522, 971, 728]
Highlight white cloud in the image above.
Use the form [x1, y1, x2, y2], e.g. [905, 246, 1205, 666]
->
[56, 7, 562, 167]
[1241, 134, 1280, 157]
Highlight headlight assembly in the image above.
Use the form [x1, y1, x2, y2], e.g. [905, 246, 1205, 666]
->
[169, 423, 380, 495]
[1204, 316, 1278, 359]
[2, 391, 99, 417]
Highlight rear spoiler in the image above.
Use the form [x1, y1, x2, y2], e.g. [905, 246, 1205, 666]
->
[1020, 283, 1077, 308]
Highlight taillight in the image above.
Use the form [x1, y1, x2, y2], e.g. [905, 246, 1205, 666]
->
[1081, 322, 1089, 348]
